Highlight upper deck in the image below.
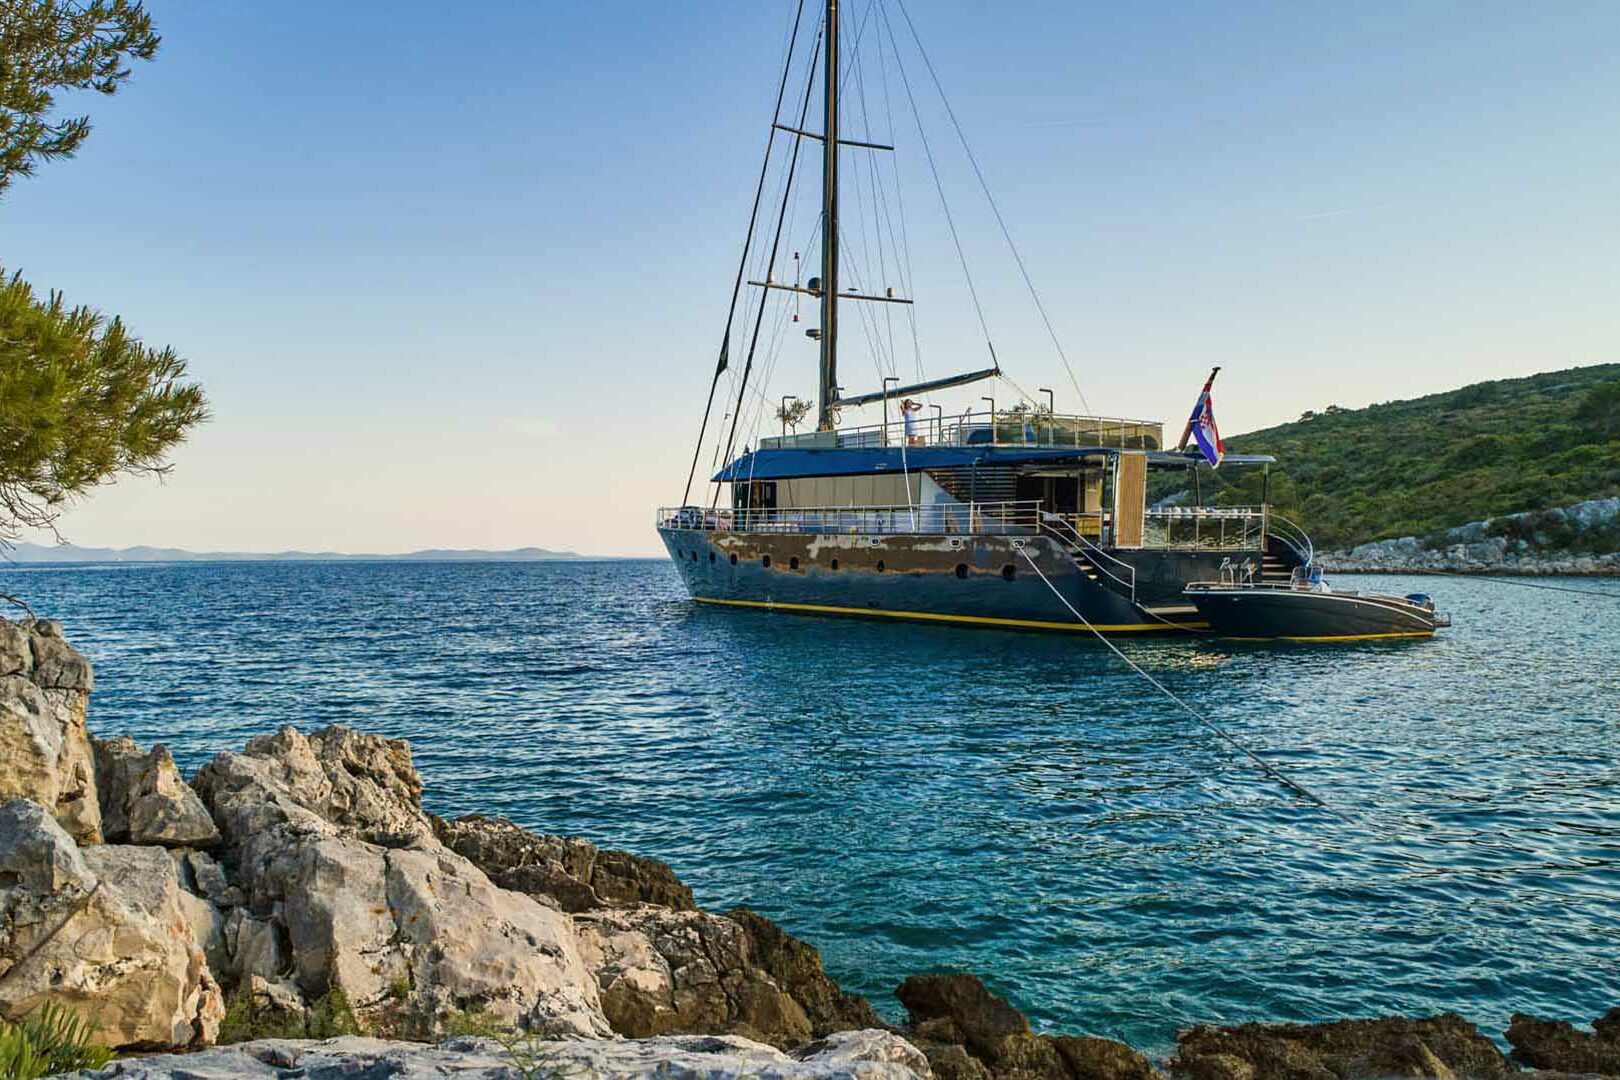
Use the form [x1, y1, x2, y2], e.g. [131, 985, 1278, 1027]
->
[757, 410, 1164, 453]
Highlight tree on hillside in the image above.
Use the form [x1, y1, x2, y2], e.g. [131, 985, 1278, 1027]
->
[1576, 381, 1620, 441]
[0, 269, 206, 541]
[0, 0, 159, 196]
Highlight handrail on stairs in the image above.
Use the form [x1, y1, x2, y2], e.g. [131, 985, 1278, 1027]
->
[1039, 512, 1137, 602]
[1263, 512, 1316, 568]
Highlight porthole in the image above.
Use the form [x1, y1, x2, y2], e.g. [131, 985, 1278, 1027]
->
[729, 553, 738, 566]
[1001, 564, 1017, 582]
[954, 563, 969, 580]
[876, 560, 886, 572]
[762, 554, 772, 568]
[708, 552, 716, 564]
[789, 556, 800, 570]
[830, 558, 840, 571]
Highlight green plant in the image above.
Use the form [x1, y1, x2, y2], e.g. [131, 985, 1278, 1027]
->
[306, 988, 360, 1039]
[218, 987, 305, 1045]
[217, 985, 360, 1045]
[0, 1003, 113, 1079]
[443, 1010, 579, 1080]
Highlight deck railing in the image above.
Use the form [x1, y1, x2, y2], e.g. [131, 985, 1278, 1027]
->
[657, 501, 1043, 536]
[1264, 512, 1315, 565]
[1143, 506, 1268, 550]
[756, 410, 1162, 453]
[1039, 512, 1137, 600]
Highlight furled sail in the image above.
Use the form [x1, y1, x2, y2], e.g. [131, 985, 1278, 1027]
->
[832, 366, 1001, 409]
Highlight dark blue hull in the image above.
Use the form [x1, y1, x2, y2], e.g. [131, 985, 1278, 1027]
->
[658, 526, 1191, 633]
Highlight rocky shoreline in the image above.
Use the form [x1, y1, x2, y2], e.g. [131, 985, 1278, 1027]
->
[1321, 497, 1620, 576]
[2, 619, 1616, 1078]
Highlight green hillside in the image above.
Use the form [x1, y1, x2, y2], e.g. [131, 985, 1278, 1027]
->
[1218, 363, 1620, 550]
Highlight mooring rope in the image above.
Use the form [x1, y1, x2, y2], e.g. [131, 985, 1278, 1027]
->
[1378, 568, 1620, 599]
[1015, 546, 1341, 814]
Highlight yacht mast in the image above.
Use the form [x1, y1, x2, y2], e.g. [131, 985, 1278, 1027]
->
[816, 0, 840, 429]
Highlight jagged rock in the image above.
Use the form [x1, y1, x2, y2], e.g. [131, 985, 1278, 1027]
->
[729, 906, 889, 1037]
[93, 734, 220, 847]
[576, 906, 816, 1047]
[193, 725, 610, 1039]
[1323, 496, 1620, 575]
[435, 812, 696, 912]
[1053, 1035, 1162, 1080]
[0, 619, 100, 843]
[222, 907, 292, 984]
[70, 1031, 933, 1078]
[793, 1029, 937, 1075]
[195, 725, 432, 845]
[27, 618, 94, 690]
[1506, 1009, 1620, 1074]
[0, 619, 31, 676]
[897, 974, 1158, 1080]
[0, 800, 224, 1050]
[173, 872, 229, 976]
[1171, 1013, 1513, 1079]
[186, 848, 232, 903]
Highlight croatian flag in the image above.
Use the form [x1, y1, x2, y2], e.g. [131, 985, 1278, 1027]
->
[1188, 389, 1225, 467]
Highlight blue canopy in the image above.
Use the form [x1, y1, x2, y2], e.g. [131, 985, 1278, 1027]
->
[713, 445, 1274, 481]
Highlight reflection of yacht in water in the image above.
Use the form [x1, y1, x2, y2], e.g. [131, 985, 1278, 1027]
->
[657, 0, 1319, 635]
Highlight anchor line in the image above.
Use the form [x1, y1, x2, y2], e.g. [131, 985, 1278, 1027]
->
[1386, 568, 1620, 599]
[1014, 546, 1341, 815]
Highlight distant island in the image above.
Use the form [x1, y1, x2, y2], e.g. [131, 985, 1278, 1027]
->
[4, 543, 592, 564]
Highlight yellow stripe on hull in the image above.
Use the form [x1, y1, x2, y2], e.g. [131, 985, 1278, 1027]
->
[690, 595, 1197, 634]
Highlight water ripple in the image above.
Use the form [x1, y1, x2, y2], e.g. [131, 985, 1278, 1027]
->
[7, 559, 1618, 1052]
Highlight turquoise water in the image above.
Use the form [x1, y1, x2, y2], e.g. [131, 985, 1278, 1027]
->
[8, 559, 1618, 1050]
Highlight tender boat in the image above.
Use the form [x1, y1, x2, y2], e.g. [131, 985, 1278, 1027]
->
[1185, 563, 1450, 641]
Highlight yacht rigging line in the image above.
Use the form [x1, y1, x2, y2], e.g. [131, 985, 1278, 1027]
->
[877, 0, 998, 372]
[715, 28, 827, 505]
[683, 0, 809, 507]
[1392, 570, 1620, 599]
[892, 0, 1092, 416]
[1014, 546, 1342, 815]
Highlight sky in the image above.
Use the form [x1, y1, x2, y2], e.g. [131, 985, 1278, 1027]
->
[3, 1, 1616, 557]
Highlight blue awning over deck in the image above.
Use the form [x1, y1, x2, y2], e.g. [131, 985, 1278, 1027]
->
[713, 445, 1273, 482]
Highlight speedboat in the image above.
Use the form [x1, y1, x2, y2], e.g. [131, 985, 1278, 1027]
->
[1184, 563, 1449, 641]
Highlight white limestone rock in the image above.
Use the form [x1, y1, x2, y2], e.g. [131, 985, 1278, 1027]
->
[93, 734, 221, 847]
[193, 725, 611, 1039]
[68, 1031, 932, 1078]
[0, 619, 100, 843]
[0, 800, 224, 1050]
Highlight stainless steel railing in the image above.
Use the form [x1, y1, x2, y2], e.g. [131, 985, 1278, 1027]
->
[1039, 512, 1137, 600]
[756, 410, 1163, 453]
[1143, 506, 1267, 550]
[1264, 512, 1316, 566]
[656, 501, 1044, 536]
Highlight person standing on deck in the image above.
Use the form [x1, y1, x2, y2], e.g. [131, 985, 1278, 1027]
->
[901, 399, 924, 446]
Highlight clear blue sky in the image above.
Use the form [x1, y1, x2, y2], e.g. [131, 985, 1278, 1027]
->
[4, 1, 1616, 555]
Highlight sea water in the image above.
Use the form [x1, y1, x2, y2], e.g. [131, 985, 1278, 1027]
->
[8, 559, 1618, 1051]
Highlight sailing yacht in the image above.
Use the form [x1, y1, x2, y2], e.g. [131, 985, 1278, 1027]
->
[656, 1, 1312, 634]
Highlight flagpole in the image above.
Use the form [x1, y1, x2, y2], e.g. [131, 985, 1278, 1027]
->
[1177, 366, 1222, 451]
